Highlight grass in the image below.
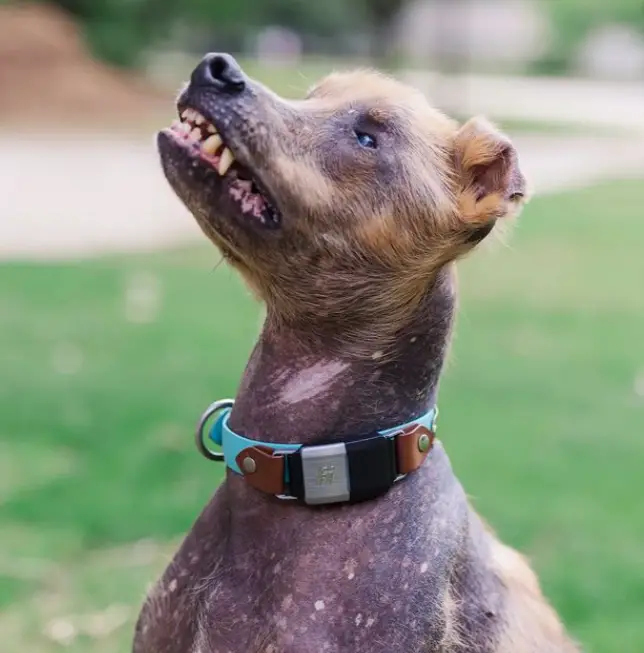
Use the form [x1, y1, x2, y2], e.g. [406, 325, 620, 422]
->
[1, 179, 643, 651]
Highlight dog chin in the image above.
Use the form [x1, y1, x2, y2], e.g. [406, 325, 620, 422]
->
[157, 118, 281, 232]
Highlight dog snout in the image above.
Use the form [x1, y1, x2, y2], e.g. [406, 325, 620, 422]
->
[191, 53, 246, 94]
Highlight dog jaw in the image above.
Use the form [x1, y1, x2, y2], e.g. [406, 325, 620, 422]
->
[157, 62, 528, 358]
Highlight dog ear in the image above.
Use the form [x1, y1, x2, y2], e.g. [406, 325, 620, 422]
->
[453, 117, 527, 236]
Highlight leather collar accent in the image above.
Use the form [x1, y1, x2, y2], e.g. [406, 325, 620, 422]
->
[197, 401, 437, 506]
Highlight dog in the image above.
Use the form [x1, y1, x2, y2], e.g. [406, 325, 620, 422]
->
[134, 53, 580, 653]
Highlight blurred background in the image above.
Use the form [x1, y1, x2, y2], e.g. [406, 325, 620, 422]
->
[0, 1, 643, 651]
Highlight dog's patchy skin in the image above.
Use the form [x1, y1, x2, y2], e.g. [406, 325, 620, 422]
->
[134, 55, 579, 652]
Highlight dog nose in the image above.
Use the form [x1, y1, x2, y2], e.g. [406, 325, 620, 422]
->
[191, 53, 246, 93]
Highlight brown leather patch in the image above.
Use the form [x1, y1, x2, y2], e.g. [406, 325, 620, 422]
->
[235, 445, 286, 495]
[395, 425, 435, 475]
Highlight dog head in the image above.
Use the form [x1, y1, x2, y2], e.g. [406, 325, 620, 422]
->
[157, 54, 527, 352]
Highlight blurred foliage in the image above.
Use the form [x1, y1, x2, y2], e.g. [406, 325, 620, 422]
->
[49, 0, 397, 67]
[361, 0, 408, 62]
[537, 0, 644, 74]
[53, 0, 177, 67]
[45, 0, 644, 73]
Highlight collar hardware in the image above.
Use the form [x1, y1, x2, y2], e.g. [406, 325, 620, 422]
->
[195, 398, 233, 461]
[296, 441, 353, 504]
[196, 400, 437, 506]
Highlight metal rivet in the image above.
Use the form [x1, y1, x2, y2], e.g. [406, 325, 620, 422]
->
[242, 456, 257, 474]
[418, 433, 431, 453]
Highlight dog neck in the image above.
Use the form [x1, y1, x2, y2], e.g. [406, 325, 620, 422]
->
[163, 265, 476, 653]
[227, 265, 456, 447]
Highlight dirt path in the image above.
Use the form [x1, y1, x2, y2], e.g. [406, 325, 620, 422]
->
[2, 131, 644, 261]
[403, 71, 644, 134]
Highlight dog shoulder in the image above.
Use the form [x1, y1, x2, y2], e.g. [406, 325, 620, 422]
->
[487, 537, 581, 653]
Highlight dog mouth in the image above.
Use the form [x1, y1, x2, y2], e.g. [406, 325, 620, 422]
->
[164, 107, 281, 228]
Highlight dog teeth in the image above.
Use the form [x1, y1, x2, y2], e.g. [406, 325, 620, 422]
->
[202, 133, 223, 155]
[174, 108, 236, 174]
[217, 147, 235, 175]
[171, 120, 191, 135]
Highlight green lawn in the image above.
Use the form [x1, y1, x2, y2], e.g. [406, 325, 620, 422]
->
[1, 180, 643, 651]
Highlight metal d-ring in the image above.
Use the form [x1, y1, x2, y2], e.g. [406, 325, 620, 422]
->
[195, 399, 234, 462]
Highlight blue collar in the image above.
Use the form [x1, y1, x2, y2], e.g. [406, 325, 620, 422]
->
[205, 404, 438, 475]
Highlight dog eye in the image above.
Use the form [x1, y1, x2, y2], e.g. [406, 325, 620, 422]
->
[354, 130, 377, 149]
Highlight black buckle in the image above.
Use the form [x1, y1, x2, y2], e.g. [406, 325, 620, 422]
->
[286, 433, 398, 505]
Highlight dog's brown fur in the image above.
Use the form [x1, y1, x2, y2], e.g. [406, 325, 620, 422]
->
[136, 56, 580, 652]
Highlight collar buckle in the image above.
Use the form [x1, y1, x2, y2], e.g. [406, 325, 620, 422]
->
[287, 434, 398, 505]
[299, 443, 351, 505]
